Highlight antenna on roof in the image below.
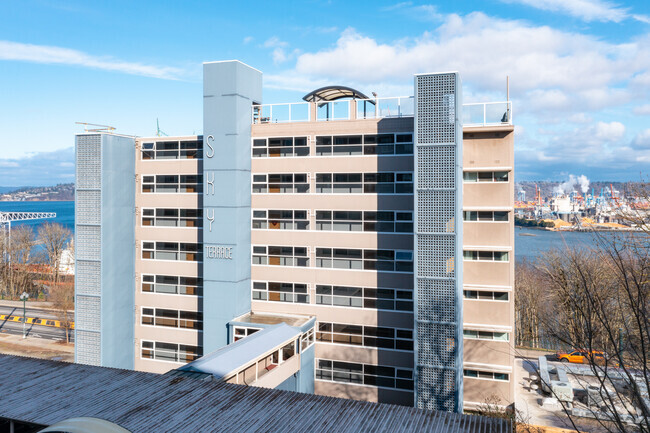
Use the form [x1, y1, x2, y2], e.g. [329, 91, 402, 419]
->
[156, 118, 168, 137]
[75, 122, 116, 132]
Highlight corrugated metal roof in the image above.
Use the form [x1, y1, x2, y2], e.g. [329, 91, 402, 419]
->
[178, 323, 300, 377]
[0, 355, 511, 433]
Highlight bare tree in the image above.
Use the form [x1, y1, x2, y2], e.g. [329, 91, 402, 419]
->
[518, 234, 649, 433]
[48, 282, 74, 343]
[38, 222, 71, 287]
[0, 225, 36, 299]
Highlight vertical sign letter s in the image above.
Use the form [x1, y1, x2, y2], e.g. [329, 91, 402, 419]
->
[206, 135, 215, 158]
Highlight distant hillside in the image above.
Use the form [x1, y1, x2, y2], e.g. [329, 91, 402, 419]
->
[0, 183, 74, 201]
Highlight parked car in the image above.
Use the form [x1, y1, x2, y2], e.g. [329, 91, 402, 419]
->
[556, 350, 606, 364]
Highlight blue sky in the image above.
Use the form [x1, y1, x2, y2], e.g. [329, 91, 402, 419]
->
[1, 0, 649, 186]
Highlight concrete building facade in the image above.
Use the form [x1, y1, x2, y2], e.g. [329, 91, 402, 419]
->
[75, 60, 515, 411]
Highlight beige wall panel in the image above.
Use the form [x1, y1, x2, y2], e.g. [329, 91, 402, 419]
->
[463, 222, 511, 247]
[463, 183, 512, 208]
[251, 266, 413, 289]
[134, 358, 180, 374]
[137, 260, 199, 277]
[252, 300, 413, 328]
[463, 261, 511, 286]
[251, 194, 413, 211]
[315, 381, 413, 406]
[315, 343, 413, 368]
[137, 194, 201, 208]
[137, 161, 200, 175]
[463, 378, 513, 406]
[463, 130, 514, 169]
[135, 326, 200, 346]
[137, 227, 200, 243]
[463, 300, 511, 327]
[252, 230, 413, 250]
[136, 293, 200, 311]
[463, 339, 513, 366]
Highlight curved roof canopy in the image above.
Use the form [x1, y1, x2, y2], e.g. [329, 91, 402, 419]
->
[303, 86, 372, 103]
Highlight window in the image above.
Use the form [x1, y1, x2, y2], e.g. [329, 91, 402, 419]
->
[233, 326, 260, 342]
[141, 308, 202, 330]
[141, 139, 202, 160]
[316, 359, 413, 390]
[252, 137, 309, 158]
[316, 248, 413, 272]
[252, 281, 309, 303]
[463, 171, 509, 183]
[142, 208, 202, 227]
[252, 246, 309, 267]
[252, 210, 309, 230]
[252, 173, 309, 193]
[316, 210, 413, 233]
[142, 175, 203, 193]
[463, 369, 509, 381]
[463, 251, 509, 262]
[315, 172, 413, 194]
[141, 340, 201, 363]
[142, 275, 202, 296]
[315, 133, 413, 156]
[463, 290, 509, 301]
[316, 285, 413, 311]
[142, 242, 202, 262]
[317, 322, 413, 351]
[463, 330, 509, 341]
[463, 211, 509, 222]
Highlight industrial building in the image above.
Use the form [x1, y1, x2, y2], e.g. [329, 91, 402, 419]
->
[75, 60, 515, 412]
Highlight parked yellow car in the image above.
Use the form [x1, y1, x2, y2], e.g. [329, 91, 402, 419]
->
[556, 350, 606, 364]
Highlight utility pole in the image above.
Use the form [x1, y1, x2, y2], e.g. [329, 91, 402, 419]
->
[20, 291, 28, 338]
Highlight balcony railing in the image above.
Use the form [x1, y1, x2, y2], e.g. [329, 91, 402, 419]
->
[462, 101, 512, 127]
[356, 96, 414, 119]
[252, 102, 310, 124]
[252, 98, 512, 126]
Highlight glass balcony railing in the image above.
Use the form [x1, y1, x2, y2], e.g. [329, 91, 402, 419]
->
[252, 102, 310, 124]
[252, 98, 512, 126]
[462, 101, 512, 127]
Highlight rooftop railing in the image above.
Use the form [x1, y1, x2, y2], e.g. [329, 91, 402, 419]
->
[252, 98, 512, 126]
[462, 101, 512, 127]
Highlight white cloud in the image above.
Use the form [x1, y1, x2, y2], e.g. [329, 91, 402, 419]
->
[633, 104, 650, 115]
[632, 129, 650, 149]
[0, 40, 187, 80]
[594, 121, 626, 141]
[500, 0, 648, 23]
[243, 36, 254, 44]
[263, 37, 295, 65]
[285, 15, 650, 116]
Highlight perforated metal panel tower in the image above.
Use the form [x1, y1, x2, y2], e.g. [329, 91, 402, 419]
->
[75, 133, 136, 369]
[413, 72, 464, 412]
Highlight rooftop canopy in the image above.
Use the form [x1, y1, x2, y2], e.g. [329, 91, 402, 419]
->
[303, 86, 373, 103]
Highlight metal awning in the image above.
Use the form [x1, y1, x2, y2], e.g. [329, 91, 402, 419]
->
[303, 86, 373, 103]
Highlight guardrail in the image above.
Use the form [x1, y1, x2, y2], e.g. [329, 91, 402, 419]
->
[252, 102, 310, 124]
[462, 101, 512, 127]
[252, 98, 512, 126]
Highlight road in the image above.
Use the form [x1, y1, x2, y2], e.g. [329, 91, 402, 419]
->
[0, 305, 73, 342]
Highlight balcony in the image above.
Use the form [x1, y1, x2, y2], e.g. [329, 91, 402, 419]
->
[252, 98, 512, 127]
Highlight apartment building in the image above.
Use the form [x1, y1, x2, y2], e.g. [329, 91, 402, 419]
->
[75, 60, 514, 412]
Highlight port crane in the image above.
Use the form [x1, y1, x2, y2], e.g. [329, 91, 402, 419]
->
[1, 212, 56, 262]
[0, 212, 56, 234]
